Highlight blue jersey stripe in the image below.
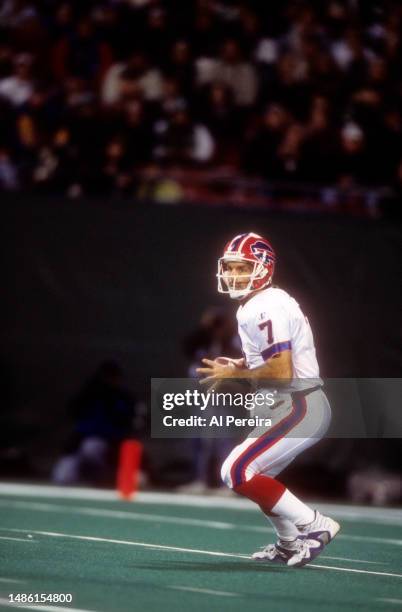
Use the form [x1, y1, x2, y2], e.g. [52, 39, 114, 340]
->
[261, 341, 292, 361]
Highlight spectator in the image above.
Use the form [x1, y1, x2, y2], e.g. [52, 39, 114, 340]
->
[336, 122, 369, 187]
[0, 148, 19, 190]
[380, 109, 402, 178]
[49, 3, 74, 41]
[381, 159, 402, 220]
[102, 51, 163, 106]
[164, 40, 195, 100]
[267, 51, 312, 120]
[142, 6, 172, 67]
[0, 43, 14, 78]
[52, 361, 139, 486]
[51, 16, 112, 83]
[190, 8, 220, 58]
[123, 98, 153, 166]
[32, 126, 79, 195]
[153, 106, 214, 165]
[158, 77, 187, 117]
[0, 0, 37, 28]
[244, 103, 290, 179]
[99, 136, 133, 196]
[197, 39, 258, 108]
[196, 83, 240, 163]
[300, 96, 338, 183]
[275, 122, 305, 182]
[331, 26, 369, 73]
[0, 53, 34, 107]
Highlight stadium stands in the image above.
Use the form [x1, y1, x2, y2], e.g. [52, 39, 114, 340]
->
[0, 0, 401, 215]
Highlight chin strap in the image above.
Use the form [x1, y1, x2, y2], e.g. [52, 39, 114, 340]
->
[230, 279, 272, 300]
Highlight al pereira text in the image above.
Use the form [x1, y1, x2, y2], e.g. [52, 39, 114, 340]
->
[162, 415, 272, 428]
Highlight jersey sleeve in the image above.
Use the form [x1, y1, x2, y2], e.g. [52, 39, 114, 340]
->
[252, 303, 292, 362]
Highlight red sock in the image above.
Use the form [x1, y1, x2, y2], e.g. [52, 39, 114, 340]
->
[234, 474, 286, 513]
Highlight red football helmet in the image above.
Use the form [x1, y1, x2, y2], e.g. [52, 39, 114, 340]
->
[217, 232, 276, 299]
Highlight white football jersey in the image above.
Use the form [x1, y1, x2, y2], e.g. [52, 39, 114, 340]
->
[236, 287, 320, 380]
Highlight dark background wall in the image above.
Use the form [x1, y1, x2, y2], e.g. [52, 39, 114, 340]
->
[1, 197, 401, 473]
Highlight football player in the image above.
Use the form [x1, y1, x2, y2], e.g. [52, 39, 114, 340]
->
[197, 232, 340, 567]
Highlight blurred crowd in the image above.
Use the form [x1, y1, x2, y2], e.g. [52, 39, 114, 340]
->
[0, 0, 402, 202]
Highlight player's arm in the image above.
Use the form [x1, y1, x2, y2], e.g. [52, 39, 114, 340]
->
[197, 350, 292, 385]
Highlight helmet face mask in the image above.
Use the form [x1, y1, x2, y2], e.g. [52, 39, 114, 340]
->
[217, 257, 269, 299]
[216, 233, 276, 300]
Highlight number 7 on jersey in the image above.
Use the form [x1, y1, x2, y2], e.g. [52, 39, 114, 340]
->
[258, 319, 274, 345]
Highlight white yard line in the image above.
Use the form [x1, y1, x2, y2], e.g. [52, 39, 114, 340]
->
[307, 565, 401, 578]
[0, 578, 24, 584]
[0, 598, 97, 612]
[319, 556, 383, 565]
[170, 585, 239, 597]
[0, 498, 400, 551]
[0, 483, 401, 526]
[5, 528, 402, 580]
[377, 599, 402, 606]
[0, 536, 37, 543]
[1, 528, 250, 560]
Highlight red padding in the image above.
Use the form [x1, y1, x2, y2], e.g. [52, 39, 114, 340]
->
[117, 439, 143, 500]
[234, 474, 285, 512]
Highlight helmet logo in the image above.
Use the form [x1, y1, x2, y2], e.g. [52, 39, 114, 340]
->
[250, 240, 275, 264]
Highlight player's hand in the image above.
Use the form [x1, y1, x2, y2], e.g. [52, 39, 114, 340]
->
[215, 357, 246, 369]
[196, 358, 239, 386]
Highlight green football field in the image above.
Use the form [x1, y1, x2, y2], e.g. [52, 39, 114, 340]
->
[0, 485, 401, 612]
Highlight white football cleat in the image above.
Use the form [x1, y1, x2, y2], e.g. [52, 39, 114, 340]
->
[284, 538, 323, 567]
[252, 538, 321, 566]
[252, 512, 340, 568]
[298, 510, 341, 547]
[252, 542, 288, 564]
